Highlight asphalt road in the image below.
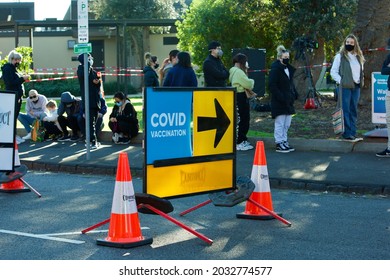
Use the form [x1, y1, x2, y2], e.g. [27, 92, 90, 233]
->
[0, 171, 389, 262]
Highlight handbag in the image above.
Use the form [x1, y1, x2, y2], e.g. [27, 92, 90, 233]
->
[245, 88, 257, 99]
[31, 119, 46, 142]
[332, 84, 344, 135]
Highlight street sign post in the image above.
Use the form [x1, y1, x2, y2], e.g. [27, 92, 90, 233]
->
[77, 0, 91, 159]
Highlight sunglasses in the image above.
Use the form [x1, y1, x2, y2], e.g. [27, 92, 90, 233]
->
[29, 95, 38, 99]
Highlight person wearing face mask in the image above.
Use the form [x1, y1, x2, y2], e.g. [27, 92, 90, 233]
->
[17, 89, 48, 140]
[331, 34, 365, 142]
[57, 91, 82, 141]
[268, 45, 297, 153]
[203, 41, 229, 87]
[77, 53, 102, 148]
[1, 50, 30, 120]
[1, 50, 30, 144]
[143, 52, 160, 88]
[108, 91, 139, 144]
[229, 53, 255, 151]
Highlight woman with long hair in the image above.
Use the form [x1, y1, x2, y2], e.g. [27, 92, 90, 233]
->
[331, 34, 365, 142]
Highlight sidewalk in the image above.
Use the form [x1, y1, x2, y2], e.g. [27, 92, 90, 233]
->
[16, 132, 390, 196]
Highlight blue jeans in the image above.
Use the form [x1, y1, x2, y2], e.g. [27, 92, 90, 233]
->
[18, 113, 35, 133]
[341, 85, 360, 138]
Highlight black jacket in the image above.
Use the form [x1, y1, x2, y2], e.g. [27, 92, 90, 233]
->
[1, 63, 25, 99]
[202, 54, 229, 87]
[109, 100, 139, 134]
[77, 65, 101, 111]
[143, 66, 159, 87]
[381, 53, 390, 90]
[268, 60, 297, 118]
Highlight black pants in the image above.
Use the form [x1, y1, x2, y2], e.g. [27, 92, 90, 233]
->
[43, 121, 62, 138]
[58, 115, 80, 136]
[109, 120, 139, 138]
[236, 92, 250, 144]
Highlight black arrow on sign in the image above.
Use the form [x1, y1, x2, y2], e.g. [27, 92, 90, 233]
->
[197, 98, 231, 148]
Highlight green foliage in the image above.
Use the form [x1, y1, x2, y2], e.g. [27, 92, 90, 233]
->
[177, 0, 293, 68]
[24, 79, 138, 98]
[25, 79, 80, 98]
[0, 46, 33, 89]
[90, 0, 181, 20]
[177, 0, 357, 67]
[283, 0, 358, 60]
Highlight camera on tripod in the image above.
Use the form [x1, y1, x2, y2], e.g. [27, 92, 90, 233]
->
[293, 36, 319, 60]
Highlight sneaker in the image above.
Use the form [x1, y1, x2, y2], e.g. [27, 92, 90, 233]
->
[376, 148, 390, 157]
[283, 141, 295, 152]
[16, 135, 25, 144]
[22, 132, 31, 140]
[342, 136, 359, 142]
[58, 135, 71, 141]
[112, 133, 119, 143]
[70, 135, 80, 141]
[276, 142, 290, 153]
[236, 141, 253, 151]
[117, 137, 130, 144]
[242, 140, 254, 150]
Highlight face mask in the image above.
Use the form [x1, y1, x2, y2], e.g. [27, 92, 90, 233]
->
[245, 62, 249, 69]
[115, 101, 123, 107]
[14, 62, 20, 68]
[345, 44, 354, 52]
[88, 58, 94, 66]
[154, 63, 159, 69]
[282, 58, 290, 65]
[217, 49, 223, 57]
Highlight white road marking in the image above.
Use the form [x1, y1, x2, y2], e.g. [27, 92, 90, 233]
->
[0, 229, 85, 244]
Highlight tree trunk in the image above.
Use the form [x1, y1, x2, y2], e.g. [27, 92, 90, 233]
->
[353, 0, 390, 104]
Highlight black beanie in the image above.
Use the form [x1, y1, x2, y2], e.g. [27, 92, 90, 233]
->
[78, 53, 91, 64]
[208, 41, 221, 51]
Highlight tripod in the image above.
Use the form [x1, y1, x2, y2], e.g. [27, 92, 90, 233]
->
[301, 48, 322, 108]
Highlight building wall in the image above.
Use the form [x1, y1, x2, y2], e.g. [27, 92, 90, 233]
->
[1, 33, 177, 71]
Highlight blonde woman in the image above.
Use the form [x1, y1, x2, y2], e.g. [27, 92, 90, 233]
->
[331, 34, 365, 142]
[143, 52, 159, 87]
[268, 45, 297, 153]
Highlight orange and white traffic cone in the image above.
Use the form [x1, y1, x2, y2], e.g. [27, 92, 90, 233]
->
[0, 140, 29, 193]
[236, 141, 280, 220]
[97, 152, 152, 248]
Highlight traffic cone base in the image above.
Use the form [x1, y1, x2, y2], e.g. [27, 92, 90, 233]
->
[0, 178, 30, 193]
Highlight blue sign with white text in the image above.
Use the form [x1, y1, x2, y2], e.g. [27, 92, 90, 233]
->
[371, 72, 388, 124]
[145, 88, 193, 164]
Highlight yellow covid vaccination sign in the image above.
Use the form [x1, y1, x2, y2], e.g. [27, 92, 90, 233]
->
[144, 87, 236, 199]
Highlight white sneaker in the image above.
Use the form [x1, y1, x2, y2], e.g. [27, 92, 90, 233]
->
[236, 141, 253, 151]
[16, 135, 25, 144]
[112, 133, 119, 143]
[242, 141, 254, 150]
[22, 132, 31, 140]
